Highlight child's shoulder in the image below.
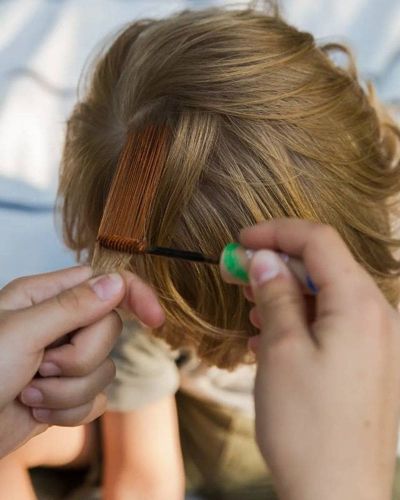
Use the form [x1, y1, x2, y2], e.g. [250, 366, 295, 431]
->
[107, 318, 180, 411]
[110, 318, 256, 415]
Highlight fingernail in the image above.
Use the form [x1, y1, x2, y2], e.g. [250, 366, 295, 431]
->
[39, 362, 61, 377]
[32, 409, 51, 422]
[220, 243, 254, 284]
[21, 387, 43, 405]
[250, 250, 282, 287]
[89, 273, 123, 300]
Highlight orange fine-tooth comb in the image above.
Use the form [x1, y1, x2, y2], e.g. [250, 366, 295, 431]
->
[96, 124, 219, 265]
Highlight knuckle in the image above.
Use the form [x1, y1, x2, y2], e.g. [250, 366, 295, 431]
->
[36, 379, 62, 405]
[0, 277, 31, 306]
[259, 287, 300, 313]
[51, 407, 88, 427]
[55, 287, 82, 313]
[46, 343, 91, 378]
[267, 326, 301, 355]
[311, 224, 338, 245]
[69, 353, 92, 377]
[8, 276, 30, 291]
[45, 377, 84, 408]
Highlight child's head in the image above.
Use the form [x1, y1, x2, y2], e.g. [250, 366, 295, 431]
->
[59, 4, 400, 368]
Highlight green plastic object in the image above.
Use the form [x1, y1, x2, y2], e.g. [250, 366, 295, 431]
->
[222, 242, 249, 283]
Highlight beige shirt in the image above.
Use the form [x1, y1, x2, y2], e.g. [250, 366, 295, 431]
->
[107, 319, 256, 416]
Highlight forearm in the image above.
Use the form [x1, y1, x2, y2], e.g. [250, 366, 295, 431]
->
[104, 469, 184, 500]
[102, 400, 185, 500]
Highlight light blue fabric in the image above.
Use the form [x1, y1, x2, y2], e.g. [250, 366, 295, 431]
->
[0, 176, 74, 287]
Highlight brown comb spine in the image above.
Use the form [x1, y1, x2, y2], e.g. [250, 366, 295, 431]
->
[97, 125, 169, 253]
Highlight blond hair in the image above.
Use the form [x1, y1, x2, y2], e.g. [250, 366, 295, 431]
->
[59, 4, 400, 368]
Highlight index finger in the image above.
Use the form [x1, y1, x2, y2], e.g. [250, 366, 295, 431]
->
[240, 219, 371, 316]
[118, 271, 165, 328]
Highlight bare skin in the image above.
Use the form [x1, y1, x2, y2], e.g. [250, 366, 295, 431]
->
[0, 425, 95, 500]
[0, 265, 165, 500]
[0, 266, 165, 457]
[103, 398, 185, 500]
[4, 219, 400, 499]
[228, 219, 400, 500]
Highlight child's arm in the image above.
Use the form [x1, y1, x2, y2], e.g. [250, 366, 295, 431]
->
[102, 396, 185, 500]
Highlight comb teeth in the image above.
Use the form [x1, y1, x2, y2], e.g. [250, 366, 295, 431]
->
[97, 235, 146, 254]
[96, 125, 169, 249]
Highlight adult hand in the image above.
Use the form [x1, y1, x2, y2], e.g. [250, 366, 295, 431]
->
[223, 219, 400, 500]
[0, 266, 164, 457]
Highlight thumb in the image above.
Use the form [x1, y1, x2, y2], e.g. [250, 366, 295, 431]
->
[10, 273, 125, 350]
[249, 250, 309, 346]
